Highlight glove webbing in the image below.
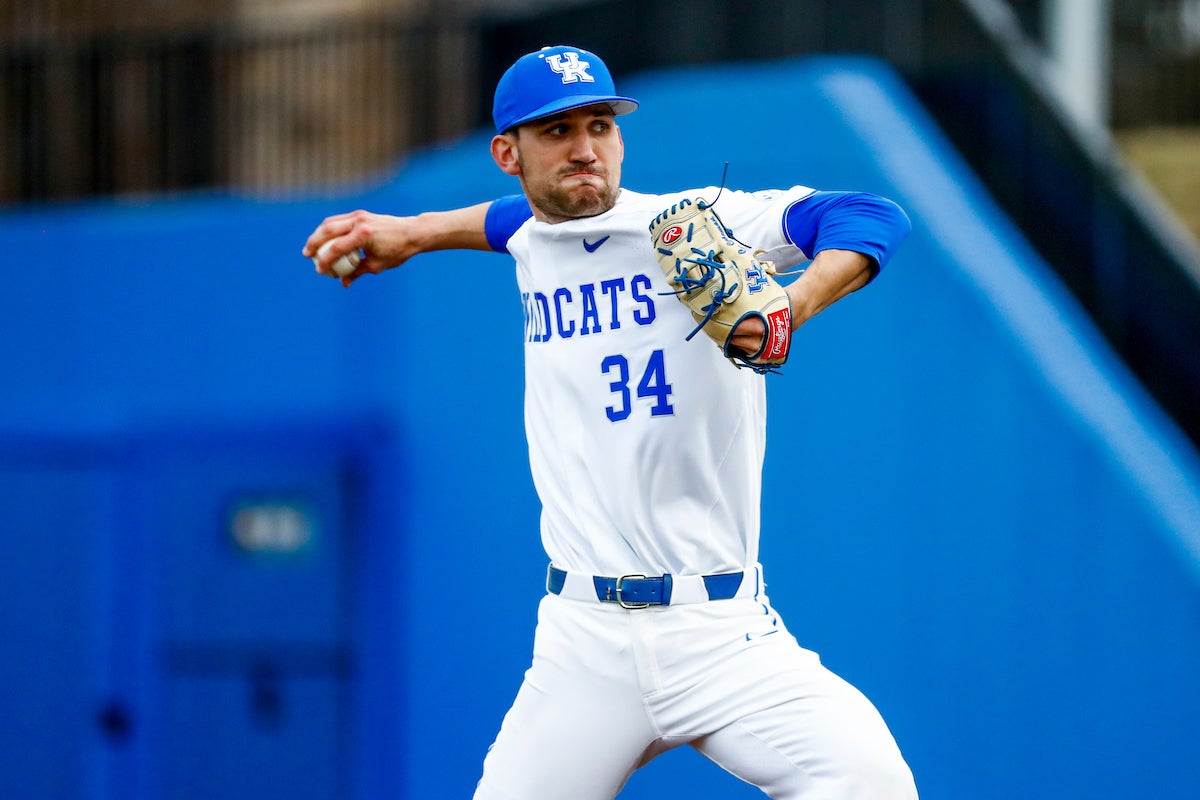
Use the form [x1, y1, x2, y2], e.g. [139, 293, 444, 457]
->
[658, 246, 741, 342]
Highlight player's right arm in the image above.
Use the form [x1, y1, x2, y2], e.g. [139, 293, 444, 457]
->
[303, 195, 532, 288]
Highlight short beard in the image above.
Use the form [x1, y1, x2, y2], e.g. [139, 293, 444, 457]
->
[521, 159, 619, 222]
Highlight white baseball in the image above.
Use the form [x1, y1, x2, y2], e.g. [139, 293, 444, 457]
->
[314, 239, 362, 278]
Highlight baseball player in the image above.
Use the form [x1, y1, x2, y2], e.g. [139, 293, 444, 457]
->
[304, 45, 918, 800]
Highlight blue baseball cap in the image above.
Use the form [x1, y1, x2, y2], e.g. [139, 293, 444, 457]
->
[492, 45, 639, 133]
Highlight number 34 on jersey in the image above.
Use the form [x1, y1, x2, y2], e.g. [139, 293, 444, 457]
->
[521, 272, 675, 423]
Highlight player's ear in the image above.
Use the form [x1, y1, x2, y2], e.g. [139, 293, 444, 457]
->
[491, 133, 521, 176]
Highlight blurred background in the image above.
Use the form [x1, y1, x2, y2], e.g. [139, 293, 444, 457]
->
[2, 1, 1199, 799]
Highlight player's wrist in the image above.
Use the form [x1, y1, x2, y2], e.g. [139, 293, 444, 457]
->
[785, 282, 808, 329]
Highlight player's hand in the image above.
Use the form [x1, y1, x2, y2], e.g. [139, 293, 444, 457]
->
[727, 316, 768, 359]
[302, 210, 427, 288]
[303, 202, 495, 288]
[728, 249, 876, 358]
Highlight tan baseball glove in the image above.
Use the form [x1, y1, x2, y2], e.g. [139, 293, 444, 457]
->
[649, 197, 793, 374]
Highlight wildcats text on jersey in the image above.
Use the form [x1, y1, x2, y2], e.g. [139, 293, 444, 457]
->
[523, 272, 658, 343]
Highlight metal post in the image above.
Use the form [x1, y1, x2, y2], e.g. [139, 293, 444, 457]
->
[1044, 0, 1112, 129]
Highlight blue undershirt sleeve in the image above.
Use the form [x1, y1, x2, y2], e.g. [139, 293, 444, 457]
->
[783, 191, 911, 274]
[484, 194, 534, 253]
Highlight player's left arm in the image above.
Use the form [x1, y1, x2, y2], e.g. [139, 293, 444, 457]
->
[784, 247, 876, 327]
[781, 190, 911, 327]
[727, 191, 910, 354]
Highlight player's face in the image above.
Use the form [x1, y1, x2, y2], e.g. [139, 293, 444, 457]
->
[492, 105, 624, 222]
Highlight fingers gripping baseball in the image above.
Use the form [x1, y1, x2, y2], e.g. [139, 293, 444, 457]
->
[314, 238, 362, 281]
[303, 210, 421, 287]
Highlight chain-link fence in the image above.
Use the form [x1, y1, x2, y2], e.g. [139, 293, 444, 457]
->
[0, 14, 479, 201]
[2, 0, 1197, 204]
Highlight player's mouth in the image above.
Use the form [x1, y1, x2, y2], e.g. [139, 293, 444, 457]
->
[562, 174, 607, 197]
[561, 167, 605, 182]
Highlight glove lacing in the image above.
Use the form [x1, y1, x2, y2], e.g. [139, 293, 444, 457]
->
[660, 247, 741, 342]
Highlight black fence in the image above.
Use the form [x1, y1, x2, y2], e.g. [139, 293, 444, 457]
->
[0, 16, 481, 200]
[2, 0, 1198, 204]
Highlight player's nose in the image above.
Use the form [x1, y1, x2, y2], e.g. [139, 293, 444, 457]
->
[567, 130, 598, 162]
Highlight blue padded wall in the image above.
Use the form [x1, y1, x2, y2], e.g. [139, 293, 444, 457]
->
[2, 57, 1199, 800]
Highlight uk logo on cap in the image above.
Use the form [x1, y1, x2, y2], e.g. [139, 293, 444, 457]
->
[492, 45, 639, 133]
[545, 52, 595, 84]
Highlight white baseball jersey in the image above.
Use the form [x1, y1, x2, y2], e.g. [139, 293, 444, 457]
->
[505, 186, 815, 578]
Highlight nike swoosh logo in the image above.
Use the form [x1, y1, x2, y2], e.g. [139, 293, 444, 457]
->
[582, 236, 610, 253]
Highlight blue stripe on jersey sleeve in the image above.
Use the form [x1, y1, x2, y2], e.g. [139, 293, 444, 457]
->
[484, 194, 534, 253]
[783, 191, 911, 272]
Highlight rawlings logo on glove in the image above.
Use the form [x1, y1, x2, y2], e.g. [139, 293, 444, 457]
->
[649, 198, 793, 374]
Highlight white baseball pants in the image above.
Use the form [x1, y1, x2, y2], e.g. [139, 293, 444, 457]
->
[472, 589, 918, 799]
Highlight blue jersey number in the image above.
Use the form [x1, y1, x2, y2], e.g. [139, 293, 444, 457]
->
[601, 349, 675, 422]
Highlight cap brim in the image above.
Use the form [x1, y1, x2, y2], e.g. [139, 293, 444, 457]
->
[505, 95, 639, 131]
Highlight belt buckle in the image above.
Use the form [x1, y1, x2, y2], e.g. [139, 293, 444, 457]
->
[615, 574, 650, 609]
